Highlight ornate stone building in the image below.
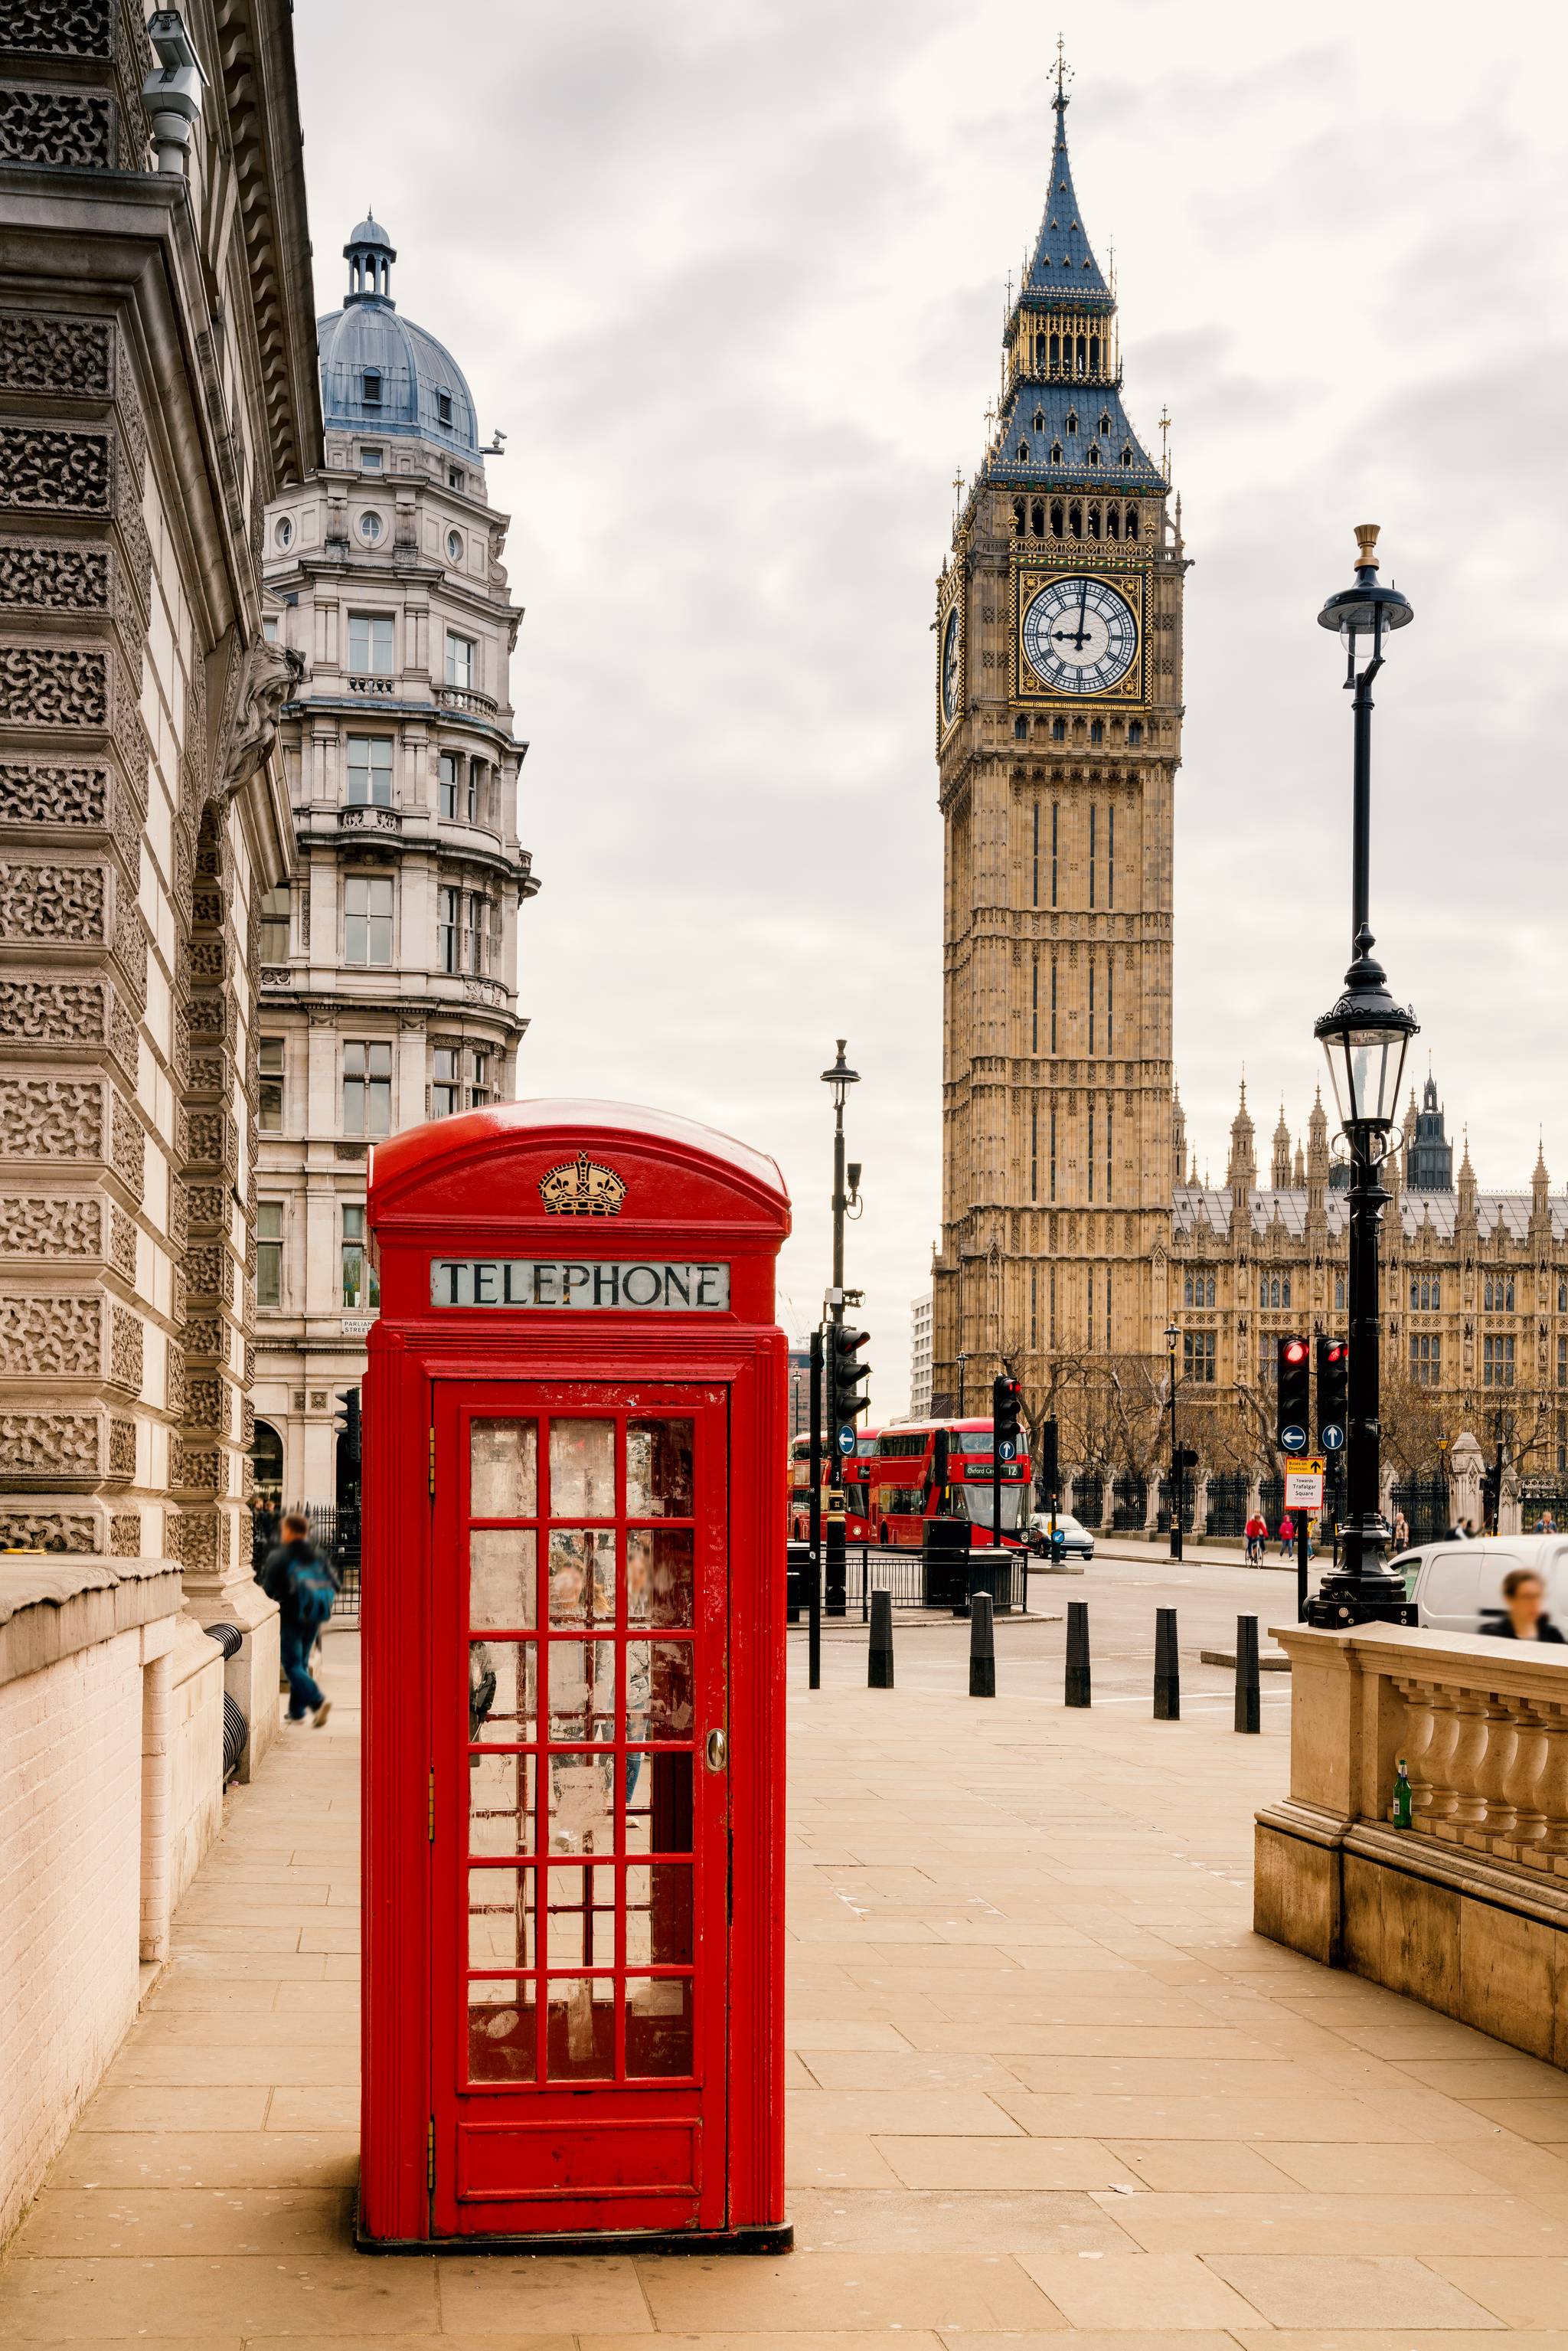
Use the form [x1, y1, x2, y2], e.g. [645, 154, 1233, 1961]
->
[932, 77, 1568, 1525]
[0, 2, 319, 1784]
[254, 219, 537, 1505]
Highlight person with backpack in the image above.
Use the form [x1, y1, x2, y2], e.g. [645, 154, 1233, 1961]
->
[261, 1511, 340, 1725]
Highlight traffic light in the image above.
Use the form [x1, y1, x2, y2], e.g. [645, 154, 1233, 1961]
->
[1316, 1336, 1348, 1453]
[827, 1324, 871, 1437]
[1276, 1336, 1310, 1451]
[1037, 1416, 1059, 1504]
[1174, 1446, 1200, 1473]
[992, 1374, 1023, 1463]
[335, 1386, 361, 1468]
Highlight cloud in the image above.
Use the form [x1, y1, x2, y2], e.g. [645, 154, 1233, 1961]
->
[294, 0, 1568, 1408]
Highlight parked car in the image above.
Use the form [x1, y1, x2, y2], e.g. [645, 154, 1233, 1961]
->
[1395, 1534, 1568, 1630]
[1028, 1511, 1094, 1563]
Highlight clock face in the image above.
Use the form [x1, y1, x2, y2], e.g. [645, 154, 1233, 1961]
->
[940, 606, 961, 724]
[1021, 576, 1138, 696]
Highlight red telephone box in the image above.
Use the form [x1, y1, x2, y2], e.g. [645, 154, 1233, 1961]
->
[359, 1099, 792, 2252]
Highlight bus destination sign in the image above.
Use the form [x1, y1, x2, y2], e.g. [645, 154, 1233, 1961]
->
[431, 1258, 730, 1310]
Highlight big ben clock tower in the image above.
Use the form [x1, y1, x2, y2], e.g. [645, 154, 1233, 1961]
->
[933, 64, 1186, 1418]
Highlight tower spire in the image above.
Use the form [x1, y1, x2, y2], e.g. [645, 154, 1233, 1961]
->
[1024, 53, 1108, 298]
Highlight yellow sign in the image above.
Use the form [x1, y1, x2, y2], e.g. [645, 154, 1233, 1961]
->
[1285, 1456, 1325, 1509]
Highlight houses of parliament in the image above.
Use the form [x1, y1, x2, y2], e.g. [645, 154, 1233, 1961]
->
[930, 73, 1568, 1506]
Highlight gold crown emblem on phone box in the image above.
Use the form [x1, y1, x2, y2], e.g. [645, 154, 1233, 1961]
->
[539, 1153, 627, 1217]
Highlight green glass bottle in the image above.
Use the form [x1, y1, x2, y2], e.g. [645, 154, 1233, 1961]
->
[1392, 1757, 1413, 1829]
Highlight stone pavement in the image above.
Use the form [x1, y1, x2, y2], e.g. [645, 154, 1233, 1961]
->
[6, 1629, 1568, 2346]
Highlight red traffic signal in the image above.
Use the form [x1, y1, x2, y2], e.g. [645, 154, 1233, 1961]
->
[1282, 1339, 1309, 1366]
[1276, 1334, 1311, 1450]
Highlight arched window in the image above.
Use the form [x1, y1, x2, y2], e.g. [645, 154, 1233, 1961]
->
[1282, 1276, 1292, 1307]
[1207, 1275, 1217, 1306]
[1125, 503, 1138, 537]
[1050, 499, 1063, 535]
[1089, 718, 1103, 744]
[1036, 333, 1048, 367]
[1127, 721, 1142, 746]
[1121, 446, 1134, 468]
[1031, 499, 1045, 536]
[1076, 333, 1087, 372]
[1087, 443, 1101, 466]
[1099, 410, 1111, 437]
[1335, 1276, 1346, 1309]
[1049, 332, 1060, 368]
[1050, 440, 1063, 463]
[1184, 1272, 1193, 1306]
[1017, 440, 1030, 460]
[1068, 500, 1082, 537]
[1106, 505, 1119, 539]
[1013, 498, 1026, 537]
[1088, 502, 1100, 538]
[1089, 336, 1100, 374]
[1270, 1277, 1281, 1308]
[1033, 409, 1045, 434]
[250, 1419, 284, 1511]
[1014, 715, 1027, 740]
[1050, 716, 1066, 741]
[1065, 410, 1078, 435]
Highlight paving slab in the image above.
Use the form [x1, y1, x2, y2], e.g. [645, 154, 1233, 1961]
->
[5, 1623, 1568, 2348]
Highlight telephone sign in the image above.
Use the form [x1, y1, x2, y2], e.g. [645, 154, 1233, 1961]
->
[361, 1099, 792, 2253]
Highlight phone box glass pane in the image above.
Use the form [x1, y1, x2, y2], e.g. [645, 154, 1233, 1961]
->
[625, 1751, 692, 1852]
[468, 1751, 536, 1854]
[548, 1638, 614, 1741]
[544, 1976, 615, 2080]
[471, 1419, 537, 1516]
[547, 1748, 616, 1855]
[547, 1529, 616, 1627]
[549, 1419, 615, 1518]
[626, 1528, 694, 1629]
[469, 1640, 537, 1744]
[470, 1529, 537, 1630]
[626, 1419, 694, 1518]
[626, 1639, 694, 1739]
[544, 1861, 616, 1968]
[625, 1861, 693, 1965]
[468, 1978, 537, 2083]
[468, 1866, 536, 1967]
[626, 1975, 693, 2078]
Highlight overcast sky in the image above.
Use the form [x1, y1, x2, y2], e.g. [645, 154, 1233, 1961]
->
[297, 2, 1568, 1415]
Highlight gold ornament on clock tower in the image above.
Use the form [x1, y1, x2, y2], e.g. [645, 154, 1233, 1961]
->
[933, 58, 1188, 1430]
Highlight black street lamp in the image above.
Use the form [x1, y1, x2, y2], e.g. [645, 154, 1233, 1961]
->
[1165, 1323, 1182, 1562]
[1307, 525, 1418, 1630]
[820, 1040, 860, 1619]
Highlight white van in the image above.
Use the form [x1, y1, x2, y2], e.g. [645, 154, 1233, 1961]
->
[1394, 1534, 1568, 1632]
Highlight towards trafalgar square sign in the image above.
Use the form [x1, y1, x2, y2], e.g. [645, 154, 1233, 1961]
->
[431, 1259, 730, 1310]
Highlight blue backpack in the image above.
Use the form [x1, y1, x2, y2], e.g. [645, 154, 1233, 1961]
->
[289, 1552, 337, 1629]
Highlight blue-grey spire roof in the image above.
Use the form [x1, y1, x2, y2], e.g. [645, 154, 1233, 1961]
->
[1025, 89, 1109, 301]
[317, 216, 479, 456]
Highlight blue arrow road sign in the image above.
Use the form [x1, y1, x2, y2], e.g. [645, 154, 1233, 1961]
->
[1321, 1423, 1345, 1452]
[997, 1438, 1018, 1462]
[836, 1426, 856, 1454]
[1281, 1423, 1308, 1453]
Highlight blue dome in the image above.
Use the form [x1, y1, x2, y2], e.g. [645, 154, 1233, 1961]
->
[318, 217, 479, 456]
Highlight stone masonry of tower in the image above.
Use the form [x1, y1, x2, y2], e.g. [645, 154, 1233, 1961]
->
[933, 83, 1568, 1526]
[933, 76, 1185, 1439]
[254, 219, 538, 1507]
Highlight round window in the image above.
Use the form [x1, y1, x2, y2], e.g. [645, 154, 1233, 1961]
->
[446, 529, 463, 564]
[275, 517, 293, 551]
[359, 512, 383, 544]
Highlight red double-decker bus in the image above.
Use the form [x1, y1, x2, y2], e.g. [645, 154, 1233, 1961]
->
[866, 1419, 1031, 1551]
[787, 1431, 877, 1544]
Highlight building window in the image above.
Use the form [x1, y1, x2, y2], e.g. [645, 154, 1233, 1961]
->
[359, 511, 384, 544]
[342, 1040, 393, 1136]
[1260, 1274, 1290, 1309]
[470, 1048, 491, 1108]
[259, 884, 290, 962]
[344, 875, 394, 966]
[262, 613, 280, 643]
[258, 1038, 284, 1133]
[1050, 715, 1066, 741]
[1014, 715, 1027, 741]
[1184, 1271, 1214, 1306]
[1259, 1336, 1276, 1385]
[1335, 1274, 1345, 1310]
[1128, 720, 1142, 745]
[1560, 1413, 1567, 1476]
[361, 368, 382, 407]
[1560, 1279, 1567, 1313]
[361, 446, 384, 471]
[433, 1044, 460, 1117]
[257, 1201, 283, 1307]
[1484, 1274, 1516, 1312]
[342, 1203, 379, 1310]
[1559, 1335, 1566, 1389]
[446, 631, 475, 688]
[439, 886, 461, 974]
[1483, 1333, 1515, 1388]
[346, 734, 394, 806]
[436, 388, 453, 425]
[463, 891, 485, 974]
[273, 517, 292, 551]
[446, 529, 464, 564]
[1410, 1274, 1442, 1310]
[448, 465, 464, 489]
[348, 613, 394, 675]
[1410, 1332, 1442, 1386]
[438, 750, 462, 820]
[1183, 1329, 1216, 1384]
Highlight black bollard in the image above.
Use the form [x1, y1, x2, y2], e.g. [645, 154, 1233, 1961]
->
[1154, 1606, 1180, 1720]
[1234, 1612, 1260, 1734]
[868, 1588, 894, 1689]
[969, 1590, 996, 1697]
[1065, 1599, 1091, 1708]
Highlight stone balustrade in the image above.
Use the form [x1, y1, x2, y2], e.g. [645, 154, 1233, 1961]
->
[1256, 1621, 1568, 2066]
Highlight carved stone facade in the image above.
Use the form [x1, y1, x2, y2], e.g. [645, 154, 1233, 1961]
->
[0, 0, 318, 1615]
[253, 217, 538, 1506]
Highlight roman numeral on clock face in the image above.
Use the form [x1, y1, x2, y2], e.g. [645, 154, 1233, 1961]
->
[1020, 577, 1138, 695]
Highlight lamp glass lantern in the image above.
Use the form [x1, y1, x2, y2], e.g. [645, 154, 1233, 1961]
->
[1315, 1008, 1416, 1133]
[821, 1039, 859, 1112]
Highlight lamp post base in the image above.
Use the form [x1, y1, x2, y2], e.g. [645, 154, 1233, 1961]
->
[1304, 1519, 1413, 1628]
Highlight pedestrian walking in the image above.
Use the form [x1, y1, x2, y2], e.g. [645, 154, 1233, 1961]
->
[1278, 1514, 1295, 1560]
[1392, 1508, 1410, 1551]
[261, 1509, 340, 1726]
[1244, 1512, 1266, 1566]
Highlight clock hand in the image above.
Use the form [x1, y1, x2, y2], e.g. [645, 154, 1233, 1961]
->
[1074, 576, 1090, 650]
